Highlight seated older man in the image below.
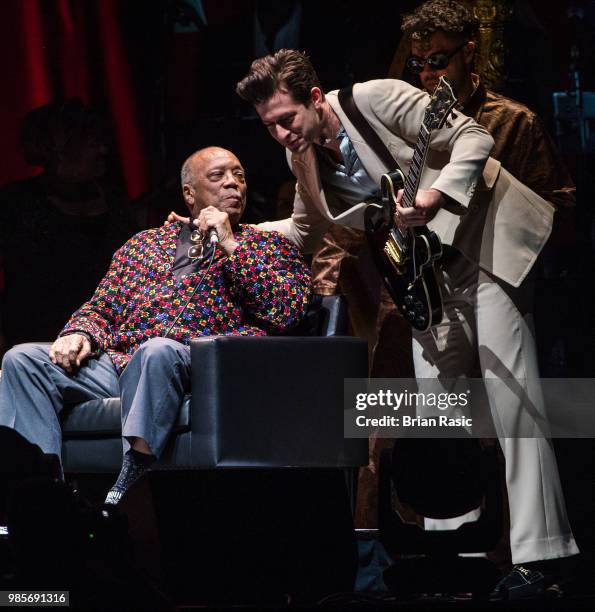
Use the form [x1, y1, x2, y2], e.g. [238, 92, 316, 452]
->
[0, 147, 311, 504]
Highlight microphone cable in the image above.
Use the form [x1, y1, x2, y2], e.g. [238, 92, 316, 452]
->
[164, 245, 217, 339]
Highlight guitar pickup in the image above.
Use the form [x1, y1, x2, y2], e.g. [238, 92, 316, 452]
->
[384, 236, 407, 274]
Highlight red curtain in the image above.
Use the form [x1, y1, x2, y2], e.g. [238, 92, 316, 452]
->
[0, 0, 149, 199]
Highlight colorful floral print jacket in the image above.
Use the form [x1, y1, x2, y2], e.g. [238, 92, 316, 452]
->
[60, 222, 311, 373]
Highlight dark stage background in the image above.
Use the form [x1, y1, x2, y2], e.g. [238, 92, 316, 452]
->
[2, 1, 593, 221]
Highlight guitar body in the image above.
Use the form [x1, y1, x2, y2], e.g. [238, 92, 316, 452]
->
[364, 171, 443, 332]
[362, 76, 459, 332]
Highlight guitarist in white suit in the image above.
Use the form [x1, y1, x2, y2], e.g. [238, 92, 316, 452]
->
[234, 46, 578, 596]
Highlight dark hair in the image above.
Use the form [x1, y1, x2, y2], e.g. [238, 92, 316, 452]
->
[401, 0, 479, 42]
[20, 98, 103, 167]
[236, 49, 321, 106]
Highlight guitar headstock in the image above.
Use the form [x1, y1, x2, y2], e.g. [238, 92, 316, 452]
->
[423, 76, 458, 131]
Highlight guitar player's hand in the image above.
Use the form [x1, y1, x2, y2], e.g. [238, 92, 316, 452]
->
[395, 188, 444, 228]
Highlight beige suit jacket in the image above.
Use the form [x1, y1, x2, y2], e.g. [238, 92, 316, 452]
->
[258, 79, 554, 287]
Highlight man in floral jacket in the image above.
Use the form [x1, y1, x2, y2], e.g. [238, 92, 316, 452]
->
[0, 147, 311, 504]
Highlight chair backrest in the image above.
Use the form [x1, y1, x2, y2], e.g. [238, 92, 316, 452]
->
[281, 294, 348, 337]
[318, 295, 349, 336]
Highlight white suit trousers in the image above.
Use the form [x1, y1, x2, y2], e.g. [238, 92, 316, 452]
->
[412, 250, 579, 564]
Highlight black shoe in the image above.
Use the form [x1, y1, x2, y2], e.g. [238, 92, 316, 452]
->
[489, 565, 546, 601]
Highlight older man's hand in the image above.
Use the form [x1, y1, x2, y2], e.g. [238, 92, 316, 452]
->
[49, 333, 92, 373]
[395, 188, 445, 228]
[165, 211, 190, 226]
[196, 206, 239, 256]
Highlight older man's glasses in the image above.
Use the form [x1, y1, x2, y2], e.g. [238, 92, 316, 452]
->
[188, 229, 204, 261]
[406, 42, 467, 74]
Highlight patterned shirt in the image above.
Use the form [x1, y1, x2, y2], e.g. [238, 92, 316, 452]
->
[60, 222, 311, 373]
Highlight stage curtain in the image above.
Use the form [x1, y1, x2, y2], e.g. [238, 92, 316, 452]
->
[0, 0, 149, 199]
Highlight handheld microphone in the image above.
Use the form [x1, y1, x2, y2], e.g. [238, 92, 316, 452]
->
[208, 228, 219, 245]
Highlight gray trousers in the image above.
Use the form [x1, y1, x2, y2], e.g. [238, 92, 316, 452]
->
[0, 337, 191, 461]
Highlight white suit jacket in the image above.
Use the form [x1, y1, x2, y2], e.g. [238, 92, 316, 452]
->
[258, 79, 554, 287]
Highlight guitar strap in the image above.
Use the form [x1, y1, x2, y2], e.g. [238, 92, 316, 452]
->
[337, 85, 401, 174]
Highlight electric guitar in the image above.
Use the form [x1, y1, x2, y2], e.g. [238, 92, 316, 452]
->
[364, 76, 458, 332]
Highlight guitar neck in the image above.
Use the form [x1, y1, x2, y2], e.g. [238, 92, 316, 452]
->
[401, 124, 431, 209]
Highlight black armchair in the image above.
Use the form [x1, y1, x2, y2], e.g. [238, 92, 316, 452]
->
[60, 296, 369, 474]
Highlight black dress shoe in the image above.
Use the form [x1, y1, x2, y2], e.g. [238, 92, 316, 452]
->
[489, 565, 546, 600]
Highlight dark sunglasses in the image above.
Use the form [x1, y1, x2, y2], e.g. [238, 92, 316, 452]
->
[406, 42, 467, 74]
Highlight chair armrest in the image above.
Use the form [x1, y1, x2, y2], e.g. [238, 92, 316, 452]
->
[188, 336, 368, 468]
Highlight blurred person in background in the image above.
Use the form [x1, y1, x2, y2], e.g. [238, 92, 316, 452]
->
[0, 99, 138, 359]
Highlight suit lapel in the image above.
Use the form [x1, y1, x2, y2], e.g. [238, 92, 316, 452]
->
[326, 90, 391, 185]
[292, 146, 335, 219]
